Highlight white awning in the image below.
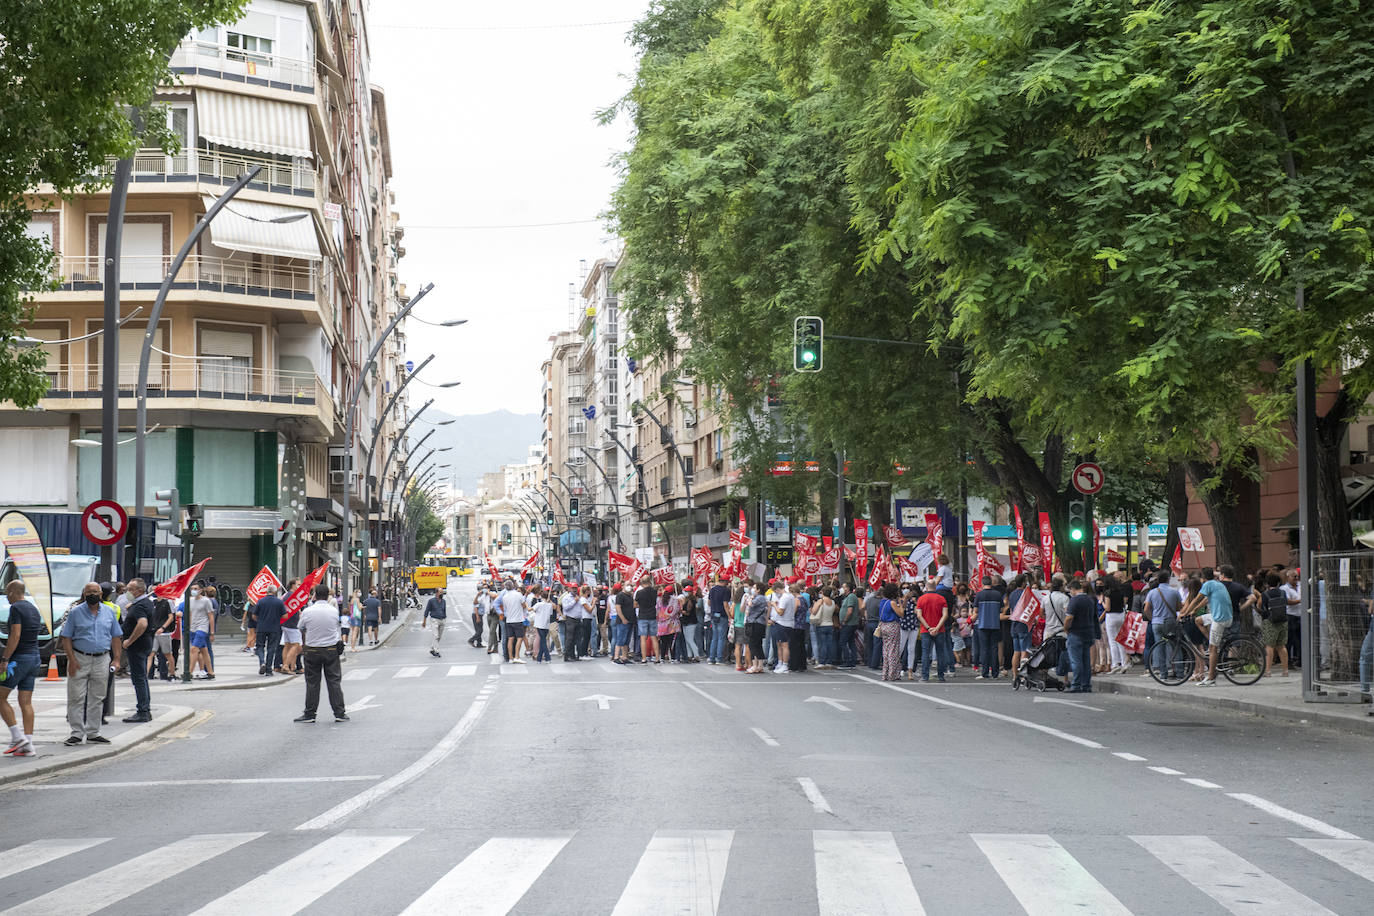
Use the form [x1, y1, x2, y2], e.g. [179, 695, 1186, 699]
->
[196, 89, 312, 158]
[202, 196, 321, 261]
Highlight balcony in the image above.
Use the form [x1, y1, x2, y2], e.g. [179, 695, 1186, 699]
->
[46, 255, 318, 303]
[170, 39, 315, 94]
[39, 363, 335, 433]
[103, 148, 320, 202]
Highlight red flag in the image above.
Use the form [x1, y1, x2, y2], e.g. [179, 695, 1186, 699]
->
[819, 546, 841, 574]
[1010, 586, 1041, 624]
[690, 547, 713, 577]
[153, 558, 211, 599]
[553, 564, 568, 587]
[1093, 522, 1101, 570]
[822, 535, 833, 553]
[1037, 512, 1056, 574]
[521, 551, 540, 575]
[854, 520, 870, 582]
[1013, 506, 1027, 573]
[281, 562, 328, 625]
[867, 544, 888, 588]
[244, 565, 281, 604]
[985, 555, 1005, 576]
[1170, 543, 1183, 578]
[483, 552, 500, 578]
[882, 524, 908, 547]
[793, 531, 819, 556]
[898, 555, 921, 580]
[973, 520, 987, 584]
[1106, 548, 1127, 564]
[924, 514, 943, 558]
[652, 566, 675, 587]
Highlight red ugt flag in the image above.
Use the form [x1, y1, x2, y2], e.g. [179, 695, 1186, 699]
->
[281, 562, 328, 625]
[245, 565, 282, 604]
[153, 558, 212, 599]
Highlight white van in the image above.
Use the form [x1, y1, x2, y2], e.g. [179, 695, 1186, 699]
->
[0, 552, 100, 674]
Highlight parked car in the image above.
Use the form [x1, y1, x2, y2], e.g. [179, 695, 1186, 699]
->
[0, 551, 99, 676]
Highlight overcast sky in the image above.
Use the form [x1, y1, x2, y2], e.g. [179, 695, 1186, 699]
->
[369, 1, 647, 417]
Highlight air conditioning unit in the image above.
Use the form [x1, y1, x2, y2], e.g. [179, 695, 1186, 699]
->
[330, 470, 346, 486]
[712, 459, 723, 471]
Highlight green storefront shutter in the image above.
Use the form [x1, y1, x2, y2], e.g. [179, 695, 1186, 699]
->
[176, 428, 195, 502]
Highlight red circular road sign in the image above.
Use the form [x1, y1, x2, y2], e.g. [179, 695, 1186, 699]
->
[1072, 462, 1105, 496]
[81, 499, 129, 546]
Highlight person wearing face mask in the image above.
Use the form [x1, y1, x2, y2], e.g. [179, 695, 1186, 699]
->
[59, 583, 123, 745]
[186, 585, 216, 680]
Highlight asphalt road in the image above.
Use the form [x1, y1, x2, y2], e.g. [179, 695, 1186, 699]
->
[0, 574, 1370, 915]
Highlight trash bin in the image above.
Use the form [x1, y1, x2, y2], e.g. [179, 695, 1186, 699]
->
[381, 599, 395, 624]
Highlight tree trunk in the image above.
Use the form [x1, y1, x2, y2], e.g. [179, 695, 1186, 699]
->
[1187, 459, 1252, 573]
[1314, 387, 1355, 553]
[1160, 462, 1188, 572]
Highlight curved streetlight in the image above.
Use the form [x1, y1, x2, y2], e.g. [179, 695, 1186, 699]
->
[631, 400, 695, 555]
[607, 425, 674, 557]
[576, 446, 625, 551]
[14, 307, 145, 347]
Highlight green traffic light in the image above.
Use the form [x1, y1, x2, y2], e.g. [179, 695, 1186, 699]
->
[1069, 527, 1085, 542]
[801, 349, 816, 363]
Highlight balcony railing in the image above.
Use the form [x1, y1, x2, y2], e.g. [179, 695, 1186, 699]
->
[170, 39, 315, 93]
[102, 148, 318, 199]
[41, 362, 331, 409]
[48, 255, 318, 301]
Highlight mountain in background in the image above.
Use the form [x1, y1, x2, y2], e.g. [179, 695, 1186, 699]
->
[421, 408, 542, 495]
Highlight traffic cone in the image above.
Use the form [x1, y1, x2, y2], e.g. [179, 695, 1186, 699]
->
[43, 655, 59, 681]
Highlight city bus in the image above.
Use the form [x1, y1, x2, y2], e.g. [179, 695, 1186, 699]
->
[422, 553, 475, 576]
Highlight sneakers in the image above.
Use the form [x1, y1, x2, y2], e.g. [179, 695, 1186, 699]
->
[3, 739, 25, 755]
[334, 713, 349, 722]
[1197, 678, 1216, 687]
[510, 658, 526, 664]
[64, 736, 83, 746]
[87, 735, 110, 744]
[294, 714, 316, 723]
[429, 649, 440, 658]
[121, 714, 152, 723]
[9, 742, 34, 757]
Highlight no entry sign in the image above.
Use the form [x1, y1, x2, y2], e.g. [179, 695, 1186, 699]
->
[82, 499, 128, 546]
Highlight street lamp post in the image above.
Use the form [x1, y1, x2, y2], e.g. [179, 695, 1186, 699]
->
[606, 427, 669, 556]
[98, 152, 132, 581]
[576, 446, 626, 551]
[629, 401, 695, 557]
[133, 167, 266, 577]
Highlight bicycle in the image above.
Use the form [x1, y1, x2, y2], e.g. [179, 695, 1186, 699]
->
[1146, 617, 1266, 686]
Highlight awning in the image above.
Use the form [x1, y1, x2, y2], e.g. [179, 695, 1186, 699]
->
[196, 89, 312, 158]
[202, 195, 321, 261]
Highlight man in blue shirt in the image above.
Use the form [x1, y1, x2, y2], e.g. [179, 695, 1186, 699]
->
[707, 576, 732, 665]
[59, 582, 123, 745]
[974, 577, 1007, 679]
[1183, 567, 1233, 686]
[1062, 579, 1101, 692]
[422, 586, 447, 658]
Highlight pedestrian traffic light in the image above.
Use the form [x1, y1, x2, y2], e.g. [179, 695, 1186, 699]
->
[1068, 499, 1086, 542]
[154, 488, 180, 533]
[793, 316, 823, 372]
[569, 497, 579, 517]
[273, 518, 292, 545]
[183, 504, 204, 537]
[353, 543, 365, 559]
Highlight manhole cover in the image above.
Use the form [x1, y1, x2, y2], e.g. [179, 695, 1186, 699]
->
[1145, 721, 1216, 727]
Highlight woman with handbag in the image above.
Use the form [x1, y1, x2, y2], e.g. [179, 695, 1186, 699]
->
[878, 584, 903, 681]
[656, 584, 682, 663]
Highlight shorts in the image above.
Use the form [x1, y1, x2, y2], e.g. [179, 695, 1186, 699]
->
[154, 633, 173, 654]
[612, 623, 630, 646]
[190, 630, 211, 648]
[733, 626, 747, 645]
[1261, 618, 1287, 648]
[1204, 617, 1229, 647]
[637, 619, 658, 638]
[280, 628, 302, 646]
[364, 617, 379, 628]
[4, 652, 41, 692]
[1012, 632, 1032, 652]
[505, 622, 526, 638]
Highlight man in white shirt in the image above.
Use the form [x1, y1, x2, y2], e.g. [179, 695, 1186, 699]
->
[499, 583, 528, 663]
[772, 582, 795, 673]
[295, 584, 346, 723]
[559, 588, 580, 661]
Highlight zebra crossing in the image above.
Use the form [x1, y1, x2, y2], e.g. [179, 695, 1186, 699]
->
[341, 661, 604, 681]
[0, 828, 1369, 915]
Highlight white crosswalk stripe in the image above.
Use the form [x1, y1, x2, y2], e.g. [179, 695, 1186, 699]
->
[497, 663, 528, 674]
[190, 830, 416, 916]
[0, 833, 262, 916]
[1292, 838, 1374, 885]
[612, 830, 732, 915]
[343, 667, 375, 681]
[400, 835, 571, 915]
[0, 838, 111, 882]
[447, 664, 477, 677]
[973, 834, 1131, 916]
[814, 830, 925, 915]
[1135, 835, 1339, 915]
[396, 666, 428, 678]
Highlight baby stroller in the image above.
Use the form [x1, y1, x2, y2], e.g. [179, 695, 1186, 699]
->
[1013, 634, 1066, 692]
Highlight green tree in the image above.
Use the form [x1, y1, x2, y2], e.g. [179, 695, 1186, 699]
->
[406, 489, 445, 561]
[0, 0, 245, 406]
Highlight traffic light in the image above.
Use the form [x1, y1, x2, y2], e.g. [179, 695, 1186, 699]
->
[154, 488, 180, 533]
[273, 518, 292, 545]
[353, 543, 365, 559]
[793, 316, 823, 372]
[569, 497, 579, 517]
[529, 520, 537, 531]
[1068, 499, 1086, 542]
[183, 504, 204, 538]
[546, 511, 555, 526]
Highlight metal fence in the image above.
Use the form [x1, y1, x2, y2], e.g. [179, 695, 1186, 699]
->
[1306, 551, 1373, 702]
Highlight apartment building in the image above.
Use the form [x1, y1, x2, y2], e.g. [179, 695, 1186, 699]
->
[540, 329, 586, 560]
[2, 0, 409, 590]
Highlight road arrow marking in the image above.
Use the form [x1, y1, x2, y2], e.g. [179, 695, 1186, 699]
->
[349, 694, 383, 712]
[579, 694, 620, 710]
[804, 696, 852, 712]
[1032, 696, 1103, 712]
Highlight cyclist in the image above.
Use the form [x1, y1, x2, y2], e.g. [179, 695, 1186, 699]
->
[1181, 567, 1233, 687]
[1143, 575, 1183, 679]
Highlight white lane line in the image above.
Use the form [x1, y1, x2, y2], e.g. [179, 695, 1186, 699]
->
[0, 838, 110, 880]
[343, 668, 375, 681]
[16, 776, 380, 790]
[1113, 752, 1147, 762]
[847, 673, 1105, 749]
[446, 665, 476, 677]
[396, 666, 428, 678]
[1, 833, 262, 916]
[814, 831, 925, 916]
[400, 835, 571, 915]
[1134, 835, 1337, 915]
[1292, 838, 1374, 883]
[612, 830, 732, 916]
[973, 834, 1130, 916]
[683, 681, 730, 709]
[1181, 778, 1222, 790]
[297, 680, 499, 831]
[750, 727, 779, 747]
[1148, 766, 1185, 776]
[1226, 793, 1360, 840]
[798, 777, 833, 814]
[191, 830, 415, 916]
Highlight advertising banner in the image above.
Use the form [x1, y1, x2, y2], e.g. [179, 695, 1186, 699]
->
[0, 511, 54, 633]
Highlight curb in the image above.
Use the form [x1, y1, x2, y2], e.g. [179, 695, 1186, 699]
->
[0, 705, 196, 787]
[1091, 678, 1374, 737]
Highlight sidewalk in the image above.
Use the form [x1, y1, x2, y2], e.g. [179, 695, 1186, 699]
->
[173, 606, 414, 691]
[1091, 666, 1374, 736]
[0, 694, 194, 786]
